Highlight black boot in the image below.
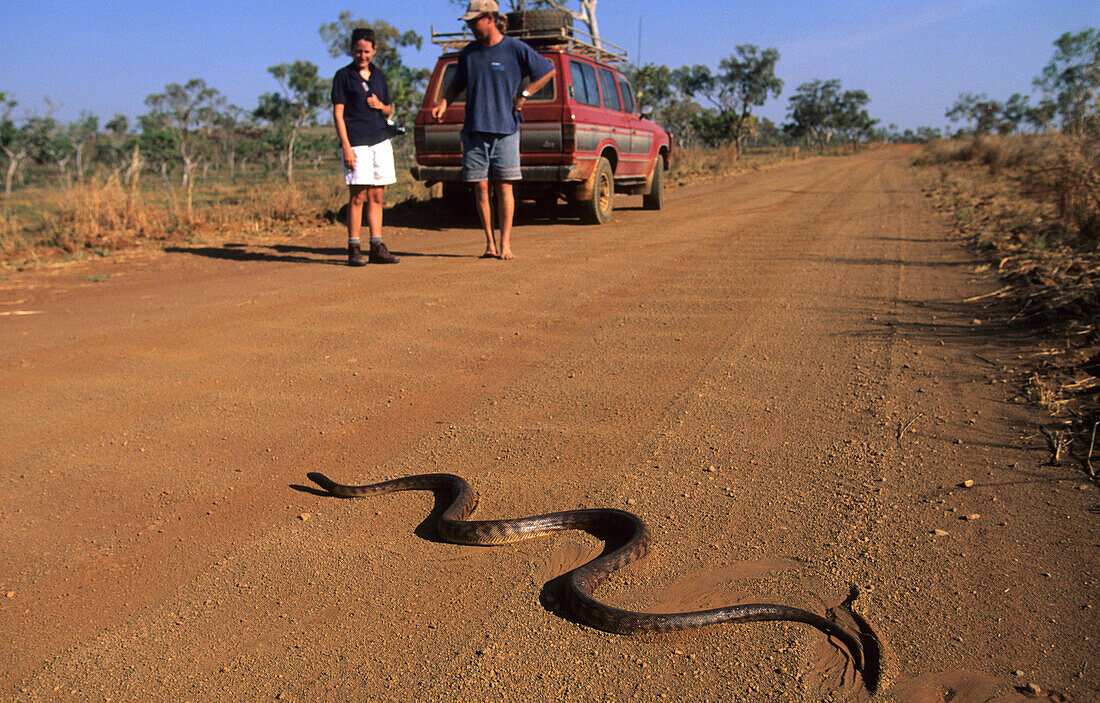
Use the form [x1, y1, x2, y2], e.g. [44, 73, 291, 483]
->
[369, 239, 400, 264]
[348, 242, 367, 266]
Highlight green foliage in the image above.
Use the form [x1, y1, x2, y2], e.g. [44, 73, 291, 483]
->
[142, 79, 227, 201]
[1034, 28, 1100, 134]
[785, 79, 876, 148]
[945, 27, 1098, 138]
[32, 118, 72, 167]
[670, 46, 782, 153]
[105, 114, 129, 136]
[255, 62, 328, 130]
[624, 63, 675, 111]
[946, 92, 1004, 135]
[255, 61, 331, 184]
[144, 79, 225, 136]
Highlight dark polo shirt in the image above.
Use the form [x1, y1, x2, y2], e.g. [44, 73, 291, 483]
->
[331, 62, 392, 147]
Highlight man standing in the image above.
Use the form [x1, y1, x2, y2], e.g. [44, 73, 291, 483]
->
[432, 0, 556, 260]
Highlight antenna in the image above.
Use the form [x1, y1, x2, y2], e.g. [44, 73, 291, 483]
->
[637, 17, 642, 65]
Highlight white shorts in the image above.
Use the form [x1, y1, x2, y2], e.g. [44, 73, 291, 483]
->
[343, 140, 396, 186]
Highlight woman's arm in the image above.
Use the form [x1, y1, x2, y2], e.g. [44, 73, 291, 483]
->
[333, 103, 355, 169]
[365, 94, 392, 118]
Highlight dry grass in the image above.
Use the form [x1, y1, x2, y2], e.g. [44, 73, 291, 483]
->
[668, 144, 802, 183]
[917, 130, 1100, 469]
[0, 164, 424, 270]
[1, 143, 801, 270]
[918, 133, 1100, 340]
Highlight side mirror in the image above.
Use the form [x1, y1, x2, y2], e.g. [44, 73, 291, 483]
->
[640, 105, 654, 119]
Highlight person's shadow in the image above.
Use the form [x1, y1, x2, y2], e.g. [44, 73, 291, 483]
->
[164, 200, 475, 264]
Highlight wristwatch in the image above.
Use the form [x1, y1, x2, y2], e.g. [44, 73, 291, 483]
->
[520, 89, 530, 99]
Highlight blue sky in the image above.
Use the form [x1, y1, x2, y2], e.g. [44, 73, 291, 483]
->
[1, 0, 1097, 131]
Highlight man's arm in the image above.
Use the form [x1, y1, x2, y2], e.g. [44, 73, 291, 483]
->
[431, 83, 463, 122]
[513, 67, 555, 112]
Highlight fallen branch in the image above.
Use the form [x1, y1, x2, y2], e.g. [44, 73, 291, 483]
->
[1087, 422, 1097, 480]
[963, 285, 1013, 302]
[897, 412, 924, 441]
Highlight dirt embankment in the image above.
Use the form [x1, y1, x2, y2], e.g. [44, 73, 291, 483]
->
[0, 147, 1095, 702]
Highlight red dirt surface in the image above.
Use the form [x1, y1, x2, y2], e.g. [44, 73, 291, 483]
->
[1, 148, 1095, 702]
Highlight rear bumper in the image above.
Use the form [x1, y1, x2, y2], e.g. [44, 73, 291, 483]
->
[410, 164, 584, 183]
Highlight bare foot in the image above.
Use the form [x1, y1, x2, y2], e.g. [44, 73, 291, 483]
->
[500, 248, 515, 260]
[480, 249, 498, 259]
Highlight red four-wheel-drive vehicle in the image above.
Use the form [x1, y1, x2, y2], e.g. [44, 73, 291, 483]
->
[410, 10, 673, 224]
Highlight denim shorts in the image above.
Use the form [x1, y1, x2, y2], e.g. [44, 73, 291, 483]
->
[462, 130, 522, 182]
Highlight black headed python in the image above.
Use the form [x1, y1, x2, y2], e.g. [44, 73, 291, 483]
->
[307, 472, 869, 676]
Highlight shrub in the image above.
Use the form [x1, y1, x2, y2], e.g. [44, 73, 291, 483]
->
[1049, 130, 1100, 245]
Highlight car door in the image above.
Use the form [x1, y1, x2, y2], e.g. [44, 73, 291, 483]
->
[616, 73, 655, 175]
[567, 58, 609, 177]
[594, 66, 641, 177]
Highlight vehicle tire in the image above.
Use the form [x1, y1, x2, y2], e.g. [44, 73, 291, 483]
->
[581, 157, 614, 225]
[642, 158, 664, 210]
[505, 9, 573, 34]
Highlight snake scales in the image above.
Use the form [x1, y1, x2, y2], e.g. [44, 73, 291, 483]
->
[307, 471, 865, 672]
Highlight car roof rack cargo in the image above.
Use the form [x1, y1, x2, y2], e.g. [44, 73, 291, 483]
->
[430, 24, 629, 64]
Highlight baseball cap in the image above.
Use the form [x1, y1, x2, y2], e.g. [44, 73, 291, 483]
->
[459, 0, 499, 21]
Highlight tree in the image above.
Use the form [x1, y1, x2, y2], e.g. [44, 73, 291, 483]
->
[752, 116, 787, 147]
[254, 62, 328, 185]
[1, 92, 32, 198]
[211, 105, 254, 181]
[785, 79, 876, 149]
[1024, 98, 1058, 134]
[143, 79, 225, 213]
[945, 92, 1003, 135]
[833, 88, 877, 144]
[33, 116, 74, 187]
[1034, 28, 1100, 134]
[541, 0, 600, 47]
[1000, 93, 1031, 134]
[673, 46, 782, 156]
[624, 62, 675, 111]
[101, 114, 144, 192]
[319, 14, 429, 123]
[68, 112, 99, 184]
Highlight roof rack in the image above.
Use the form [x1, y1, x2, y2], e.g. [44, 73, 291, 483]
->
[430, 24, 629, 64]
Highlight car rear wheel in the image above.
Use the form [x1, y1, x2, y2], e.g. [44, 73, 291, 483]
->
[581, 157, 614, 224]
[642, 158, 663, 210]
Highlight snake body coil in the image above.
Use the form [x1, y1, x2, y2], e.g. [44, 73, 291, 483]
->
[307, 471, 864, 671]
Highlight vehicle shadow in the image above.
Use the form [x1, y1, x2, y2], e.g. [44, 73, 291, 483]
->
[382, 194, 647, 229]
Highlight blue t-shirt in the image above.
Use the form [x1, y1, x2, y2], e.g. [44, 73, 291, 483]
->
[331, 63, 392, 147]
[452, 35, 554, 135]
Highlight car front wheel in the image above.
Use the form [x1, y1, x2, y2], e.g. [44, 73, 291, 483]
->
[642, 158, 663, 210]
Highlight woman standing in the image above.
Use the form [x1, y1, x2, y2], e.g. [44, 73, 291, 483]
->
[332, 27, 399, 266]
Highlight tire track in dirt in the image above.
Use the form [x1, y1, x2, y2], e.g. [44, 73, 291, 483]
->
[7, 150, 1091, 703]
[0, 155, 874, 692]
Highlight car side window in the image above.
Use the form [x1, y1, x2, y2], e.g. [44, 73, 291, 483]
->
[438, 63, 467, 103]
[598, 68, 621, 111]
[616, 75, 636, 113]
[570, 60, 600, 107]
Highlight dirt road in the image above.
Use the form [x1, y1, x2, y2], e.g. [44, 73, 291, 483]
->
[1, 148, 1095, 702]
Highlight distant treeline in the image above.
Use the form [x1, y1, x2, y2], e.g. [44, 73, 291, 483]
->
[2, 17, 1096, 201]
